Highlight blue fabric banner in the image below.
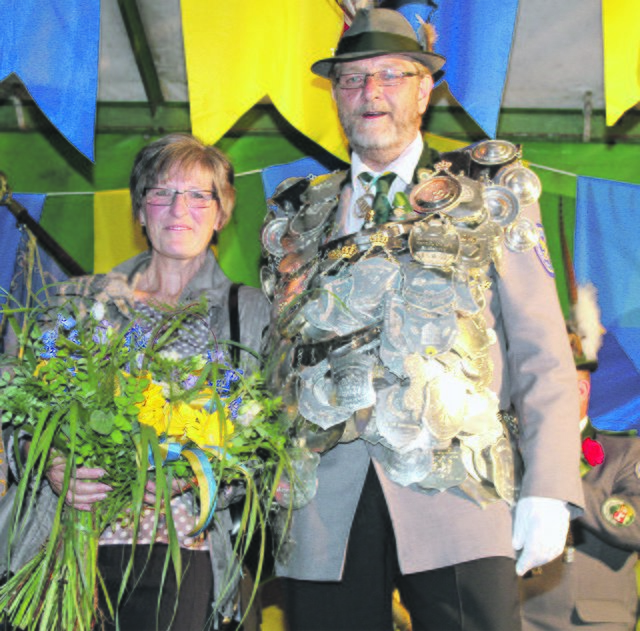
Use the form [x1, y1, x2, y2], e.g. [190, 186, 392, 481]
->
[0, 194, 46, 304]
[0, 0, 100, 161]
[575, 176, 640, 431]
[589, 328, 640, 432]
[399, 1, 519, 139]
[261, 157, 331, 212]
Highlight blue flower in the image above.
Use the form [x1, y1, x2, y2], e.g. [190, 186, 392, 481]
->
[216, 368, 241, 395]
[206, 348, 225, 364]
[92, 319, 112, 345]
[124, 322, 149, 350]
[227, 396, 242, 420]
[182, 374, 198, 390]
[40, 329, 59, 359]
[57, 313, 76, 330]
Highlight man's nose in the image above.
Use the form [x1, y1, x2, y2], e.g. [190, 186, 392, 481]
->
[361, 74, 384, 97]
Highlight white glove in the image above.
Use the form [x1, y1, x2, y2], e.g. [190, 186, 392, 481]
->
[512, 496, 570, 576]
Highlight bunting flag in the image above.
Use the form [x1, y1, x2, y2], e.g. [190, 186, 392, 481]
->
[262, 157, 330, 203]
[574, 176, 640, 431]
[602, 0, 640, 127]
[424, 132, 468, 154]
[0, 0, 100, 161]
[93, 190, 147, 274]
[0, 194, 46, 303]
[182, 1, 517, 159]
[7, 229, 69, 313]
[181, 1, 348, 162]
[399, 1, 519, 139]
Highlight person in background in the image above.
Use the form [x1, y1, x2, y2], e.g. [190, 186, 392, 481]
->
[6, 133, 270, 630]
[521, 284, 640, 630]
[260, 7, 583, 631]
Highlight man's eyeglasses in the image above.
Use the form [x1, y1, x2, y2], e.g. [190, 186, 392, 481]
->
[145, 188, 217, 208]
[335, 69, 419, 90]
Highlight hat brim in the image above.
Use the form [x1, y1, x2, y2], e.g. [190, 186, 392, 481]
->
[311, 50, 446, 79]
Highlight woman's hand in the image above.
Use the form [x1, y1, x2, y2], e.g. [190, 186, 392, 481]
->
[143, 478, 190, 506]
[46, 456, 112, 511]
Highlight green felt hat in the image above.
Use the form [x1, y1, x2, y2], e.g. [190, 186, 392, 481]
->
[311, 8, 445, 78]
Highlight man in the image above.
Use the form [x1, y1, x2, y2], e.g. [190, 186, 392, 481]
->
[521, 289, 640, 630]
[261, 8, 584, 630]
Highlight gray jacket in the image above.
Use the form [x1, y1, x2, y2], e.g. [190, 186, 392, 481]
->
[0, 250, 270, 593]
[268, 162, 584, 582]
[521, 431, 640, 630]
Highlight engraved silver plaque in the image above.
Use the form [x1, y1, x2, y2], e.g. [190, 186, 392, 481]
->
[417, 443, 468, 491]
[261, 217, 289, 257]
[409, 174, 462, 214]
[495, 162, 542, 207]
[408, 216, 460, 268]
[483, 185, 520, 227]
[329, 349, 377, 411]
[504, 217, 538, 252]
[470, 139, 519, 165]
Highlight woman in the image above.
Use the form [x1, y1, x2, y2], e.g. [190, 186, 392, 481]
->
[44, 133, 271, 630]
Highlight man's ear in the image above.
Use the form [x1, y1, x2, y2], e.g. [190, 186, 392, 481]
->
[578, 375, 591, 416]
[418, 73, 434, 115]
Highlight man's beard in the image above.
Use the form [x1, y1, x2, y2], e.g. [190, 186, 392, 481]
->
[339, 109, 421, 158]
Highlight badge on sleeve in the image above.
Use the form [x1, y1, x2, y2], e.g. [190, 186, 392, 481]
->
[602, 497, 635, 527]
[534, 223, 555, 277]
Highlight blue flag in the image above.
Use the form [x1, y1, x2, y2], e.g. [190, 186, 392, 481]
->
[575, 176, 640, 431]
[0, 193, 46, 304]
[399, 1, 519, 138]
[0, 0, 100, 161]
[261, 157, 331, 213]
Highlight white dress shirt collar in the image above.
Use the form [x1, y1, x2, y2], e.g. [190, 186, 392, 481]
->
[350, 133, 424, 189]
[335, 134, 424, 237]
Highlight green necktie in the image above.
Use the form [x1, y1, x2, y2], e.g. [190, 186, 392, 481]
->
[359, 172, 397, 224]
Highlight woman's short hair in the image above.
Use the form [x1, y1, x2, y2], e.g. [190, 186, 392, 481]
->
[129, 133, 236, 229]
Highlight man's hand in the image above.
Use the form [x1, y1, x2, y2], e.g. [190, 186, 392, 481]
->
[46, 457, 112, 512]
[512, 496, 570, 576]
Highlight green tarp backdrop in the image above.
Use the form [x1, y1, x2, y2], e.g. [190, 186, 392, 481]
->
[2, 106, 640, 319]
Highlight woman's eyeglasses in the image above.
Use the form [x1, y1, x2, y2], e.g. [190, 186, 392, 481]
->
[145, 188, 217, 208]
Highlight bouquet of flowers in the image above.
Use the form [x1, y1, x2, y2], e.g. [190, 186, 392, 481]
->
[0, 295, 294, 631]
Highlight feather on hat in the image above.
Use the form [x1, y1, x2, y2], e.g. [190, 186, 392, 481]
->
[559, 198, 604, 371]
[312, 6, 445, 78]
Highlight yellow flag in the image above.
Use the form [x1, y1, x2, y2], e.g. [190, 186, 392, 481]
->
[424, 133, 467, 153]
[94, 190, 147, 273]
[181, 1, 349, 162]
[602, 0, 640, 126]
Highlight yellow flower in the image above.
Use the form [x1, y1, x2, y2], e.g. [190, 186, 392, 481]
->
[164, 401, 197, 438]
[185, 408, 234, 449]
[137, 380, 168, 435]
[189, 386, 217, 410]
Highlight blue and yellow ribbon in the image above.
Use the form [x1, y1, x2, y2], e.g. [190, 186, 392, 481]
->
[148, 440, 219, 536]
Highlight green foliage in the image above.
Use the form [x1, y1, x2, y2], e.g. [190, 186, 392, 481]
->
[0, 299, 293, 630]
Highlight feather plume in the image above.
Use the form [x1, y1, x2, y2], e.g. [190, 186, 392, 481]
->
[416, 16, 437, 52]
[336, 0, 377, 25]
[572, 283, 604, 363]
[558, 196, 604, 366]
